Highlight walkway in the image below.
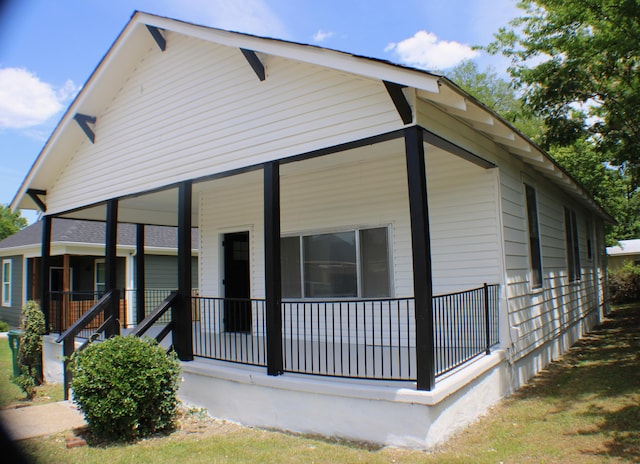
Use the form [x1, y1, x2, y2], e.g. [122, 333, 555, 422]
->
[0, 401, 86, 441]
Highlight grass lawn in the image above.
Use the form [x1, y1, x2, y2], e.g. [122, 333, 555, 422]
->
[9, 304, 640, 463]
[0, 335, 63, 408]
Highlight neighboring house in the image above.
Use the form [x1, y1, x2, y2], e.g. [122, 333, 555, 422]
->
[0, 218, 198, 329]
[606, 239, 640, 271]
[9, 12, 612, 449]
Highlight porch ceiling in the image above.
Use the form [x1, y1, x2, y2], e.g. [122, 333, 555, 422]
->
[57, 187, 189, 227]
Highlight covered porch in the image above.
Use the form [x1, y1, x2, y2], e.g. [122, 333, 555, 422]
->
[45, 125, 504, 392]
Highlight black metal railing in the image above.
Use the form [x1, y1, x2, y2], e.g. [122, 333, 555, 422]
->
[433, 283, 500, 376]
[56, 290, 120, 399]
[47, 289, 198, 333]
[281, 298, 415, 380]
[190, 284, 500, 383]
[131, 291, 178, 346]
[192, 297, 267, 366]
[48, 290, 129, 335]
[123, 288, 175, 327]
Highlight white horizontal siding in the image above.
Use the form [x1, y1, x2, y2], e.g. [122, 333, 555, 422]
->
[47, 33, 403, 215]
[499, 158, 604, 361]
[198, 144, 501, 300]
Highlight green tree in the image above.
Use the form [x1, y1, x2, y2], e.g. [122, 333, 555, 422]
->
[486, 0, 640, 174]
[549, 139, 639, 243]
[485, 0, 640, 242]
[447, 60, 544, 142]
[0, 204, 27, 241]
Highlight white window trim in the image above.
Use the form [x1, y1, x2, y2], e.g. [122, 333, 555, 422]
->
[2, 259, 12, 307]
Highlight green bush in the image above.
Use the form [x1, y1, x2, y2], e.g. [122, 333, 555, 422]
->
[0, 320, 9, 332]
[608, 261, 640, 304]
[70, 335, 181, 442]
[11, 301, 45, 399]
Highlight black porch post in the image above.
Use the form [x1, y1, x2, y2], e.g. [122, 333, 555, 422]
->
[40, 215, 52, 333]
[404, 125, 435, 391]
[135, 224, 146, 324]
[175, 181, 194, 361]
[105, 199, 120, 338]
[264, 161, 283, 375]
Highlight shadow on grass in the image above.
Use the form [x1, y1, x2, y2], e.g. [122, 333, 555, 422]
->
[582, 404, 640, 461]
[511, 303, 640, 461]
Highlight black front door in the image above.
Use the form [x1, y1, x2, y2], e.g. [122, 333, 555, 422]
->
[223, 232, 251, 332]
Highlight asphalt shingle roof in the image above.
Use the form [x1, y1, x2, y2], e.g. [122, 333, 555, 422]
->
[0, 218, 198, 250]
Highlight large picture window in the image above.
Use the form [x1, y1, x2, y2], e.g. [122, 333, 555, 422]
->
[564, 208, 581, 282]
[281, 227, 391, 299]
[2, 259, 11, 307]
[524, 184, 543, 289]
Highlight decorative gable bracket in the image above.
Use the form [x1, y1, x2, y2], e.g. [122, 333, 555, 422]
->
[74, 113, 97, 143]
[240, 48, 266, 81]
[383, 81, 412, 125]
[27, 189, 47, 212]
[146, 25, 167, 51]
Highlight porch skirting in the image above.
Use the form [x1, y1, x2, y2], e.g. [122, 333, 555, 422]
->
[178, 350, 508, 450]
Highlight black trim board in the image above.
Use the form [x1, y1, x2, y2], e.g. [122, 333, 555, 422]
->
[73, 113, 96, 144]
[384, 81, 412, 124]
[421, 128, 495, 169]
[145, 25, 166, 51]
[240, 48, 265, 81]
[27, 189, 47, 212]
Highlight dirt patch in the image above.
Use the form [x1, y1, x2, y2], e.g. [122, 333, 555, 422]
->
[174, 406, 246, 438]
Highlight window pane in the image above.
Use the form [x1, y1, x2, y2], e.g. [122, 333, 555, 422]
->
[2, 261, 10, 306]
[304, 232, 357, 298]
[281, 236, 301, 298]
[525, 184, 543, 288]
[565, 208, 581, 282]
[95, 262, 105, 293]
[360, 228, 390, 298]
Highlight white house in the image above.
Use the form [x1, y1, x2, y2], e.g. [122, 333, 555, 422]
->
[11, 12, 611, 449]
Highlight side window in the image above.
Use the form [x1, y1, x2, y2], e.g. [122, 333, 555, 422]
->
[564, 208, 581, 282]
[94, 259, 106, 294]
[2, 259, 11, 307]
[524, 184, 543, 289]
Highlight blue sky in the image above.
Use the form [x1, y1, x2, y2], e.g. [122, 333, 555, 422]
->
[0, 0, 520, 223]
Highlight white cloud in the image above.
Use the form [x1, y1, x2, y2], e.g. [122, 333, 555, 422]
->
[160, 0, 288, 38]
[0, 68, 77, 130]
[385, 31, 480, 70]
[313, 29, 335, 43]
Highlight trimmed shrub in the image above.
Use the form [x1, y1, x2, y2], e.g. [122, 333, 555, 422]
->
[70, 335, 181, 442]
[608, 261, 640, 304]
[11, 301, 45, 399]
[0, 320, 9, 332]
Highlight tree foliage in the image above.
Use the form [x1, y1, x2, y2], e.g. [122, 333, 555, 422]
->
[0, 204, 27, 241]
[12, 301, 45, 400]
[549, 140, 640, 243]
[483, 0, 640, 242]
[487, 0, 640, 176]
[447, 60, 544, 142]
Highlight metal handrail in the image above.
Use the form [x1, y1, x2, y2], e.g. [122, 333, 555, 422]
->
[55, 291, 116, 343]
[131, 291, 178, 344]
[55, 289, 120, 400]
